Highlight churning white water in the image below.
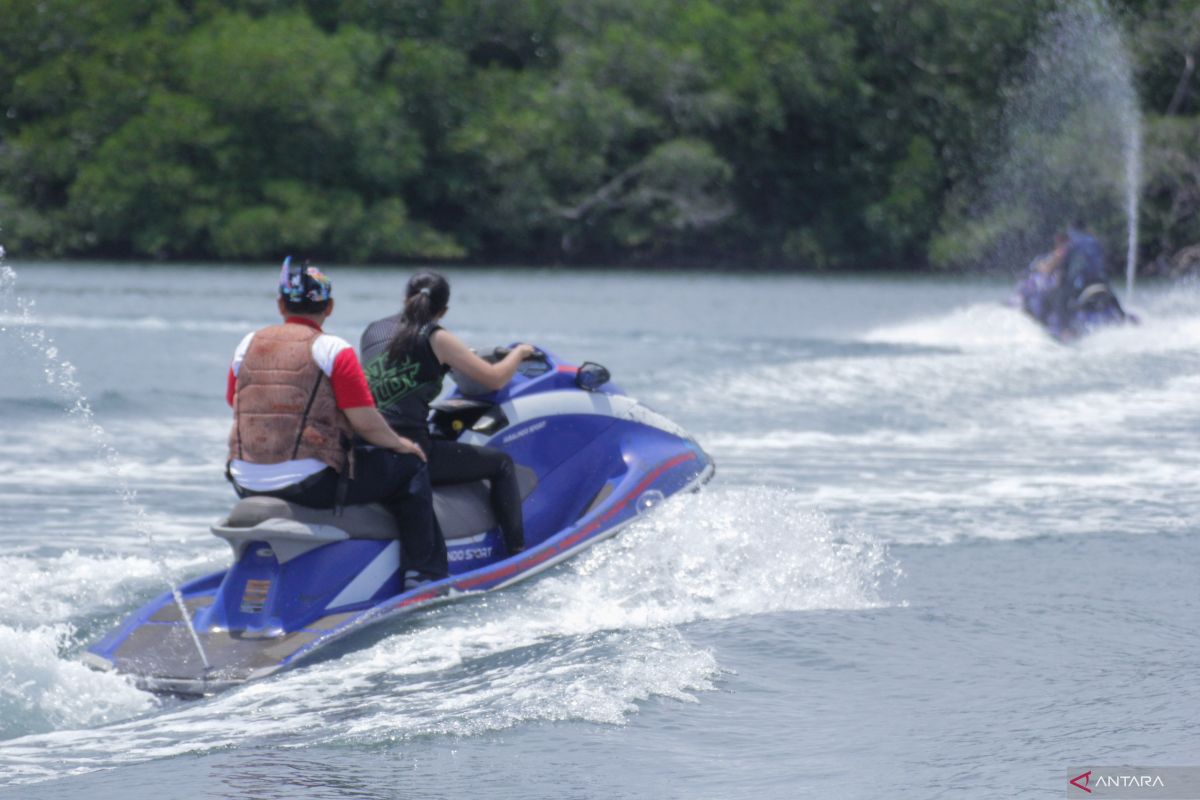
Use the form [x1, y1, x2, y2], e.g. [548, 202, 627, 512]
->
[0, 265, 211, 671]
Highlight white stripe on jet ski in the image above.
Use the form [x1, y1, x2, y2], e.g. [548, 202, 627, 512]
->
[459, 390, 637, 447]
[327, 540, 401, 610]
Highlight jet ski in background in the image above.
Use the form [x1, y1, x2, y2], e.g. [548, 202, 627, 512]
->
[86, 347, 714, 696]
[1016, 225, 1137, 342]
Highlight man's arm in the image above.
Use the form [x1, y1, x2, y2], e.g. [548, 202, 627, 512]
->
[319, 340, 427, 462]
[226, 367, 237, 407]
[343, 407, 426, 461]
[227, 331, 256, 407]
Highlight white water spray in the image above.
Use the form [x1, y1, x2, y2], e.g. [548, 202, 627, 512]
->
[1041, 1, 1142, 294]
[1125, 120, 1142, 302]
[0, 262, 210, 671]
[960, 0, 1142, 282]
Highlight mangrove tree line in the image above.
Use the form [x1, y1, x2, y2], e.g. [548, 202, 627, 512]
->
[1, 0, 1199, 271]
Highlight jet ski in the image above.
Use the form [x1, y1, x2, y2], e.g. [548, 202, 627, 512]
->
[1017, 275, 1136, 342]
[1050, 282, 1139, 341]
[85, 347, 714, 696]
[1016, 234, 1139, 342]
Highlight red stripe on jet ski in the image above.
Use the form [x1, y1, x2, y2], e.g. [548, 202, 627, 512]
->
[453, 450, 697, 591]
[399, 589, 439, 607]
[557, 451, 696, 550]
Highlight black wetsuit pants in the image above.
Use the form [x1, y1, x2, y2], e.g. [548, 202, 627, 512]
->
[429, 440, 526, 553]
[232, 447, 447, 579]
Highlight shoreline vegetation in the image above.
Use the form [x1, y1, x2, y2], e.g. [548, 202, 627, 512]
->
[2, 1, 1199, 275]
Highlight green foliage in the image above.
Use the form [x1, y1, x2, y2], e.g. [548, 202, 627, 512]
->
[1141, 113, 1200, 257]
[0, 0, 1195, 269]
[929, 206, 1034, 270]
[864, 136, 943, 261]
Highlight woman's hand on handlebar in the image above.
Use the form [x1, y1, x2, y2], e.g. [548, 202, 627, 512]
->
[492, 343, 539, 360]
[512, 343, 538, 360]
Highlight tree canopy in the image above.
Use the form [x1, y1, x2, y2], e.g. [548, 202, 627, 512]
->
[1, 0, 1197, 272]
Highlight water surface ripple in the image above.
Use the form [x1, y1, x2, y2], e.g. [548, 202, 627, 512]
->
[0, 265, 1195, 799]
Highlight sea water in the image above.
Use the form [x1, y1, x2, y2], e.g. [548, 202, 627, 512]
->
[0, 265, 1196, 799]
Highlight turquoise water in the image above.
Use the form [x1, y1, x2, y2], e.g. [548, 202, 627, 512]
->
[0, 264, 1196, 798]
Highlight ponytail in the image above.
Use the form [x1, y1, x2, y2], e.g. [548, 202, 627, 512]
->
[388, 271, 450, 363]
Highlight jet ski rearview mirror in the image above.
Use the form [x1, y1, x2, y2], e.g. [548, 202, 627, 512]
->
[575, 362, 610, 392]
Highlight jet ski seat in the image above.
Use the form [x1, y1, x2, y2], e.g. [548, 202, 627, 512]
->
[213, 465, 539, 556]
[221, 497, 397, 539]
[1076, 283, 1121, 313]
[433, 465, 538, 540]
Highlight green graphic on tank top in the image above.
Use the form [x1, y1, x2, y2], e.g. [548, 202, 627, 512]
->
[364, 355, 433, 410]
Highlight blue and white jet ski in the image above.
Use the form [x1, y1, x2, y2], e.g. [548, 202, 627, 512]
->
[1021, 281, 1137, 342]
[85, 347, 714, 695]
[1015, 247, 1137, 342]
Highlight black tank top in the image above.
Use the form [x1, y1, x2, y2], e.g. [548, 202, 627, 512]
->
[360, 314, 446, 445]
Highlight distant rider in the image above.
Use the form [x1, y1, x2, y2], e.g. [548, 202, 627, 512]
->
[226, 258, 447, 579]
[1063, 222, 1107, 295]
[360, 271, 534, 555]
[1051, 222, 1126, 328]
[1018, 234, 1068, 327]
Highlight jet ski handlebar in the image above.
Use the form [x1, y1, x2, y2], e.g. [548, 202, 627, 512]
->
[490, 344, 546, 361]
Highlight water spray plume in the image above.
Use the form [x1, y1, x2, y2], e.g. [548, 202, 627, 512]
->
[1125, 121, 1141, 302]
[0, 263, 211, 672]
[954, 0, 1142, 293]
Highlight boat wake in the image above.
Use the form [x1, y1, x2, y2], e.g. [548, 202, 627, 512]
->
[863, 301, 1050, 349]
[0, 486, 893, 785]
[658, 284, 1200, 547]
[861, 285, 1200, 355]
[0, 623, 156, 741]
[0, 549, 226, 742]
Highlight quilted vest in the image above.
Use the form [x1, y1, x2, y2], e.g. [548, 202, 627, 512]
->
[228, 323, 352, 473]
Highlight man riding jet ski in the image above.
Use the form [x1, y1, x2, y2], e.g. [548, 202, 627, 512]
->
[85, 266, 714, 695]
[223, 258, 445, 578]
[1016, 223, 1132, 341]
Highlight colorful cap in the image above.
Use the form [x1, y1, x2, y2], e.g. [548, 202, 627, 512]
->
[278, 256, 332, 304]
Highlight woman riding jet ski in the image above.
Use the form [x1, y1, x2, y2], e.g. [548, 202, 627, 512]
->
[1017, 225, 1133, 341]
[85, 266, 713, 696]
[360, 271, 537, 560]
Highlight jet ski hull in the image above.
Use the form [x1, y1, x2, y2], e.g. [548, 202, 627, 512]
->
[1019, 281, 1137, 342]
[87, 354, 713, 695]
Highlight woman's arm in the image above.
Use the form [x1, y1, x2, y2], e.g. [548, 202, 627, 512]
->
[343, 406, 426, 461]
[430, 330, 535, 391]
